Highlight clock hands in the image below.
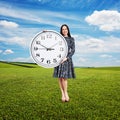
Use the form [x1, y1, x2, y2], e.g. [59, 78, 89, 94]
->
[46, 42, 58, 51]
[38, 48, 46, 50]
[38, 43, 55, 51]
[49, 42, 58, 48]
[39, 43, 48, 50]
[46, 48, 54, 51]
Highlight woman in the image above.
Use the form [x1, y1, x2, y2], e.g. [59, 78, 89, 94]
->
[53, 24, 76, 102]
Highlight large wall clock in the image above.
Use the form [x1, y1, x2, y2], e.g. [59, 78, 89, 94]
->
[30, 30, 68, 68]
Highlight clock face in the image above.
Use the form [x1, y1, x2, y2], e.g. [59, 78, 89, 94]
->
[30, 30, 68, 68]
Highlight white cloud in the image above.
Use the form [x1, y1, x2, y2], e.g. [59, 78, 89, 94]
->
[0, 27, 41, 47]
[85, 10, 120, 31]
[73, 34, 120, 67]
[74, 35, 120, 53]
[0, 36, 30, 47]
[100, 54, 112, 58]
[79, 57, 87, 62]
[3, 49, 14, 55]
[9, 37, 28, 47]
[116, 60, 120, 63]
[0, 3, 80, 27]
[11, 56, 34, 63]
[0, 20, 19, 28]
[37, 0, 51, 3]
[0, 50, 3, 53]
[75, 37, 105, 53]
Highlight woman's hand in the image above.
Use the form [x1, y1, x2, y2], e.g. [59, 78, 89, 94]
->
[61, 57, 67, 64]
[42, 30, 47, 32]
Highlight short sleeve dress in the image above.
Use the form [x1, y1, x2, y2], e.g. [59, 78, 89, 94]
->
[53, 37, 76, 79]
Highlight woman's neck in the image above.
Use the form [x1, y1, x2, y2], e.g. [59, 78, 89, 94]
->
[64, 35, 68, 37]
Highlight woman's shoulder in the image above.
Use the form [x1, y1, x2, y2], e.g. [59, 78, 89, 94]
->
[65, 36, 75, 42]
[71, 37, 74, 40]
[70, 37, 75, 42]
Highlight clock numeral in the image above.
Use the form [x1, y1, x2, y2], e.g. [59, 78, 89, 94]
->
[55, 36, 57, 40]
[60, 47, 64, 51]
[46, 34, 52, 38]
[36, 41, 41, 44]
[47, 60, 51, 64]
[40, 58, 44, 62]
[53, 59, 57, 63]
[41, 36, 45, 40]
[34, 47, 38, 50]
[59, 41, 62, 45]
[57, 54, 61, 58]
[36, 53, 40, 57]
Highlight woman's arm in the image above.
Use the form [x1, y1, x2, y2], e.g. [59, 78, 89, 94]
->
[61, 38, 75, 63]
[67, 38, 75, 59]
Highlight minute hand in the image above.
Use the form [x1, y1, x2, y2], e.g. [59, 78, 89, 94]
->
[49, 42, 58, 48]
[39, 43, 48, 49]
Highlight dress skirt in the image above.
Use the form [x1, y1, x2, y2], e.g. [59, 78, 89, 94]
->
[53, 58, 75, 79]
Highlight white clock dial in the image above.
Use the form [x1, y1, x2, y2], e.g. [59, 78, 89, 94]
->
[30, 30, 68, 68]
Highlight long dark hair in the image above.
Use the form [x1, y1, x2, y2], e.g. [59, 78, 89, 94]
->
[60, 24, 71, 37]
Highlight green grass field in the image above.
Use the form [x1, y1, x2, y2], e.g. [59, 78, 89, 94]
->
[0, 62, 120, 120]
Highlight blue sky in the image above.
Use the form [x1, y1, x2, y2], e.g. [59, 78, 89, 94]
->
[0, 0, 120, 67]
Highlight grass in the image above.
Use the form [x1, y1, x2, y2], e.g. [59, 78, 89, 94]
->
[0, 62, 120, 120]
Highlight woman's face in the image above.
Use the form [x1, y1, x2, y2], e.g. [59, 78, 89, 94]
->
[62, 26, 68, 37]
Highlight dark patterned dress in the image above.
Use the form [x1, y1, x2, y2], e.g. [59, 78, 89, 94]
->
[53, 37, 76, 79]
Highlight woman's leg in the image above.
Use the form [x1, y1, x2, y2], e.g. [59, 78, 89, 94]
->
[64, 79, 69, 101]
[58, 78, 69, 102]
[58, 78, 65, 102]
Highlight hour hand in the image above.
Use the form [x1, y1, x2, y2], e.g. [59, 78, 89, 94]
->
[39, 44, 54, 51]
[46, 48, 54, 51]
